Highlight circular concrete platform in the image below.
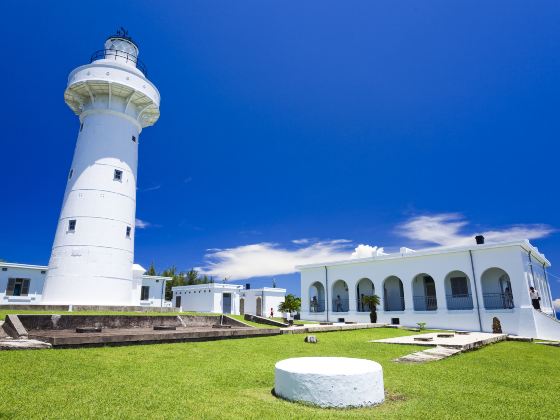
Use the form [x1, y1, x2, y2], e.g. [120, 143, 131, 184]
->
[274, 357, 384, 408]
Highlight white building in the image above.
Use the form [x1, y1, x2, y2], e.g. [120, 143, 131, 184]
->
[172, 283, 286, 316]
[298, 239, 560, 340]
[42, 30, 160, 306]
[0, 262, 171, 308]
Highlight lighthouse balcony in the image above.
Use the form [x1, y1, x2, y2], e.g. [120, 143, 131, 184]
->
[90, 49, 147, 76]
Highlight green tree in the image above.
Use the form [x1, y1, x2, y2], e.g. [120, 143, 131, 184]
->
[362, 294, 381, 323]
[145, 261, 157, 276]
[162, 266, 186, 301]
[278, 294, 301, 314]
[185, 269, 199, 285]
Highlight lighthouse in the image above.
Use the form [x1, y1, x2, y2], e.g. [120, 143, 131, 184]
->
[42, 30, 160, 305]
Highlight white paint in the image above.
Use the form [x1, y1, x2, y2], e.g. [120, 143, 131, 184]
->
[274, 357, 384, 408]
[172, 283, 286, 315]
[0, 262, 170, 307]
[41, 34, 160, 305]
[298, 240, 560, 340]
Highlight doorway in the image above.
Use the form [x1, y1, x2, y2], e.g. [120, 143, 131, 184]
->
[256, 297, 262, 316]
[175, 295, 181, 308]
[240, 298, 245, 315]
[223, 293, 232, 314]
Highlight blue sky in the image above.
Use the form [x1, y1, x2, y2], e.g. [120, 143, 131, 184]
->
[1, 1, 559, 299]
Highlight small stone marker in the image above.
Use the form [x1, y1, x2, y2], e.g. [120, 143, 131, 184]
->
[455, 330, 470, 335]
[153, 325, 176, 331]
[437, 333, 454, 338]
[304, 335, 318, 343]
[319, 322, 333, 326]
[76, 327, 102, 333]
[211, 325, 232, 329]
[274, 357, 384, 407]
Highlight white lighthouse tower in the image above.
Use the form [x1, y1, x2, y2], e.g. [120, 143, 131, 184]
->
[42, 30, 160, 305]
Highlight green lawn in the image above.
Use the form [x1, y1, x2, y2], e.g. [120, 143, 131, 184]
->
[1, 328, 558, 419]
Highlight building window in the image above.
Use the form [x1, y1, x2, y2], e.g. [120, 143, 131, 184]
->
[114, 170, 123, 181]
[80, 122, 83, 132]
[140, 285, 150, 300]
[68, 219, 76, 232]
[6, 278, 30, 296]
[132, 135, 137, 143]
[68, 169, 73, 179]
[40, 270, 46, 274]
[450, 277, 469, 296]
[126, 226, 131, 238]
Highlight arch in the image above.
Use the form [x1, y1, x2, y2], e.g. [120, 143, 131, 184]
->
[239, 298, 245, 315]
[331, 279, 349, 312]
[309, 281, 325, 313]
[412, 273, 437, 311]
[383, 276, 404, 311]
[444, 270, 473, 310]
[256, 296, 262, 316]
[481, 267, 514, 309]
[356, 278, 375, 312]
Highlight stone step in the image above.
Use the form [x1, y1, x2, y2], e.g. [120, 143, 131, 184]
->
[0, 339, 52, 350]
[395, 346, 462, 363]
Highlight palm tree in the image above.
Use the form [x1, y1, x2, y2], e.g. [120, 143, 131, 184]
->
[278, 294, 301, 315]
[362, 294, 381, 323]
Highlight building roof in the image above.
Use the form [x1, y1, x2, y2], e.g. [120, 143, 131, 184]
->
[296, 240, 550, 270]
[0, 262, 48, 270]
[172, 283, 243, 291]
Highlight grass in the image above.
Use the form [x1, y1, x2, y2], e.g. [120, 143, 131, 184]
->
[1, 328, 559, 419]
[226, 314, 278, 329]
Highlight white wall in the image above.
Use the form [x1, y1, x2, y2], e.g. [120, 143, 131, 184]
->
[42, 36, 160, 306]
[299, 242, 558, 339]
[0, 264, 47, 304]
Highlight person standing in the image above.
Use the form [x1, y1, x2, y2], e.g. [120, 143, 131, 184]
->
[335, 295, 343, 312]
[529, 287, 541, 310]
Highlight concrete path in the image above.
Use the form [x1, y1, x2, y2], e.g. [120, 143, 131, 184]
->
[372, 331, 506, 350]
[372, 331, 507, 363]
[282, 322, 386, 334]
[395, 346, 462, 363]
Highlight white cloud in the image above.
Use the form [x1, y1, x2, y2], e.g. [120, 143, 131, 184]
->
[199, 240, 356, 280]
[398, 213, 553, 247]
[135, 218, 151, 229]
[351, 244, 386, 259]
[197, 213, 553, 281]
[142, 184, 161, 192]
[553, 299, 560, 312]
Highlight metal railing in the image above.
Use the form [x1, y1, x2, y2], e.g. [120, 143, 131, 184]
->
[309, 299, 326, 313]
[413, 295, 438, 311]
[357, 299, 372, 312]
[332, 298, 350, 312]
[483, 293, 514, 310]
[90, 49, 148, 75]
[384, 296, 405, 312]
[446, 294, 474, 310]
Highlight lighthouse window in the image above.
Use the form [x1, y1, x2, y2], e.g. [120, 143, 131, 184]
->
[126, 226, 132, 238]
[132, 135, 137, 143]
[68, 169, 73, 179]
[114, 170, 123, 181]
[68, 220, 76, 232]
[80, 123, 83, 132]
